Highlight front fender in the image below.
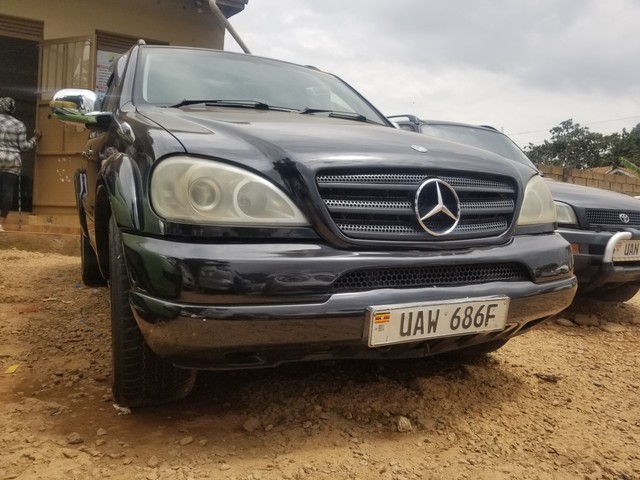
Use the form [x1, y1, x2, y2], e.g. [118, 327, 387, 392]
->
[93, 153, 144, 278]
[99, 152, 144, 231]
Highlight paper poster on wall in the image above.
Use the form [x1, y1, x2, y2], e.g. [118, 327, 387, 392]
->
[96, 51, 119, 94]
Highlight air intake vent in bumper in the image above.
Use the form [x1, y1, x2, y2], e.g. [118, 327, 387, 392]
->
[331, 263, 529, 293]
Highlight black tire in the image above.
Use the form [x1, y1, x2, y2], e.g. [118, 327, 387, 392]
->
[80, 234, 107, 286]
[588, 283, 640, 303]
[109, 217, 196, 407]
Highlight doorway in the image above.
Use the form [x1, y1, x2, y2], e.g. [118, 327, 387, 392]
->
[0, 35, 39, 211]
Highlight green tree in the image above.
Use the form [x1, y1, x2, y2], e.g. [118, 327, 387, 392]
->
[622, 123, 640, 165]
[525, 119, 608, 168]
[525, 120, 640, 170]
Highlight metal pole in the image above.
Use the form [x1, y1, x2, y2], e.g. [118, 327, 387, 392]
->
[208, 0, 251, 54]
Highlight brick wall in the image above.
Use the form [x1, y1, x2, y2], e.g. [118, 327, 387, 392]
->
[538, 165, 640, 196]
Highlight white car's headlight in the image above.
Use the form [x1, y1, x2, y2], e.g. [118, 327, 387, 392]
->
[517, 175, 557, 226]
[554, 201, 578, 226]
[151, 157, 309, 226]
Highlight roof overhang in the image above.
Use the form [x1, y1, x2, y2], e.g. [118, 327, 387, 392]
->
[206, 0, 248, 18]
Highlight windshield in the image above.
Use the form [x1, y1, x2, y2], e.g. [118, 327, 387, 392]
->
[134, 48, 387, 125]
[419, 124, 534, 167]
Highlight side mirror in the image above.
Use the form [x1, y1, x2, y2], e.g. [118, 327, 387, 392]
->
[50, 89, 110, 128]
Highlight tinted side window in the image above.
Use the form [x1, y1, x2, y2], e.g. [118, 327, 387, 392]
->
[100, 74, 117, 112]
[100, 55, 127, 112]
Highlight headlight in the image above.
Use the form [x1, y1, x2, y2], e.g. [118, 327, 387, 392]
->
[151, 157, 309, 226]
[554, 201, 578, 226]
[517, 175, 557, 226]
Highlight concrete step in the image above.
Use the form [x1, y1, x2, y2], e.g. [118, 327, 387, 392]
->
[2, 223, 82, 235]
[0, 229, 81, 255]
[0, 212, 81, 255]
[2, 213, 82, 236]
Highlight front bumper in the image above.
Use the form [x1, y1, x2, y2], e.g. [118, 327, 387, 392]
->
[557, 227, 640, 291]
[122, 232, 577, 369]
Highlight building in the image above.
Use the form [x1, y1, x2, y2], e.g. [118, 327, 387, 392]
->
[590, 166, 639, 178]
[0, 0, 248, 223]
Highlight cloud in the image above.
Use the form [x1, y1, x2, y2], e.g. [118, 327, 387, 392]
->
[226, 0, 640, 146]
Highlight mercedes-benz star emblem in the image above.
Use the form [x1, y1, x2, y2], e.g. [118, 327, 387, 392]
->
[414, 178, 460, 236]
[620, 213, 630, 223]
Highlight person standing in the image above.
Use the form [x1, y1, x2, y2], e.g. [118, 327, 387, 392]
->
[0, 97, 41, 232]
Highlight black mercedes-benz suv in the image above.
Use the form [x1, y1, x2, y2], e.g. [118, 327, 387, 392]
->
[50, 42, 576, 407]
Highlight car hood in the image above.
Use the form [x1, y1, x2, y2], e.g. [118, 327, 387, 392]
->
[545, 178, 640, 211]
[139, 107, 532, 180]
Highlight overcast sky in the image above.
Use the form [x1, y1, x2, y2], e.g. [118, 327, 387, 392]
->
[223, 0, 640, 148]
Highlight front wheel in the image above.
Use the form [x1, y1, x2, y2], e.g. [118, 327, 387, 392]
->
[109, 217, 196, 407]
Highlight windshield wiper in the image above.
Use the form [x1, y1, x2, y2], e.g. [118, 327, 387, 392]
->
[299, 107, 369, 123]
[169, 99, 300, 112]
[169, 99, 271, 109]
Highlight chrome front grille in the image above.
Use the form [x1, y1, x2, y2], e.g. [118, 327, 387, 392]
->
[585, 209, 640, 229]
[317, 171, 517, 241]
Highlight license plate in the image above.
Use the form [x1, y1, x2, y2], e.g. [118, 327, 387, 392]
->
[613, 240, 640, 262]
[367, 296, 509, 347]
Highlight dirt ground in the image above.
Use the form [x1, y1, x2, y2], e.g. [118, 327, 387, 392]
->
[0, 246, 639, 480]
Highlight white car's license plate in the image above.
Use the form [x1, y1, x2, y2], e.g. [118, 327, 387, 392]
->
[613, 240, 640, 262]
[367, 297, 509, 347]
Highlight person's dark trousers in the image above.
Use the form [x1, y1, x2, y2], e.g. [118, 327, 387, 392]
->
[0, 172, 18, 219]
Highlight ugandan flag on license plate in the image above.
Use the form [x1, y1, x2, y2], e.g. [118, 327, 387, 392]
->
[374, 311, 391, 324]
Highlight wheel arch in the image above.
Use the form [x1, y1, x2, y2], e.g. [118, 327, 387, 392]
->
[94, 153, 145, 280]
[74, 168, 90, 238]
